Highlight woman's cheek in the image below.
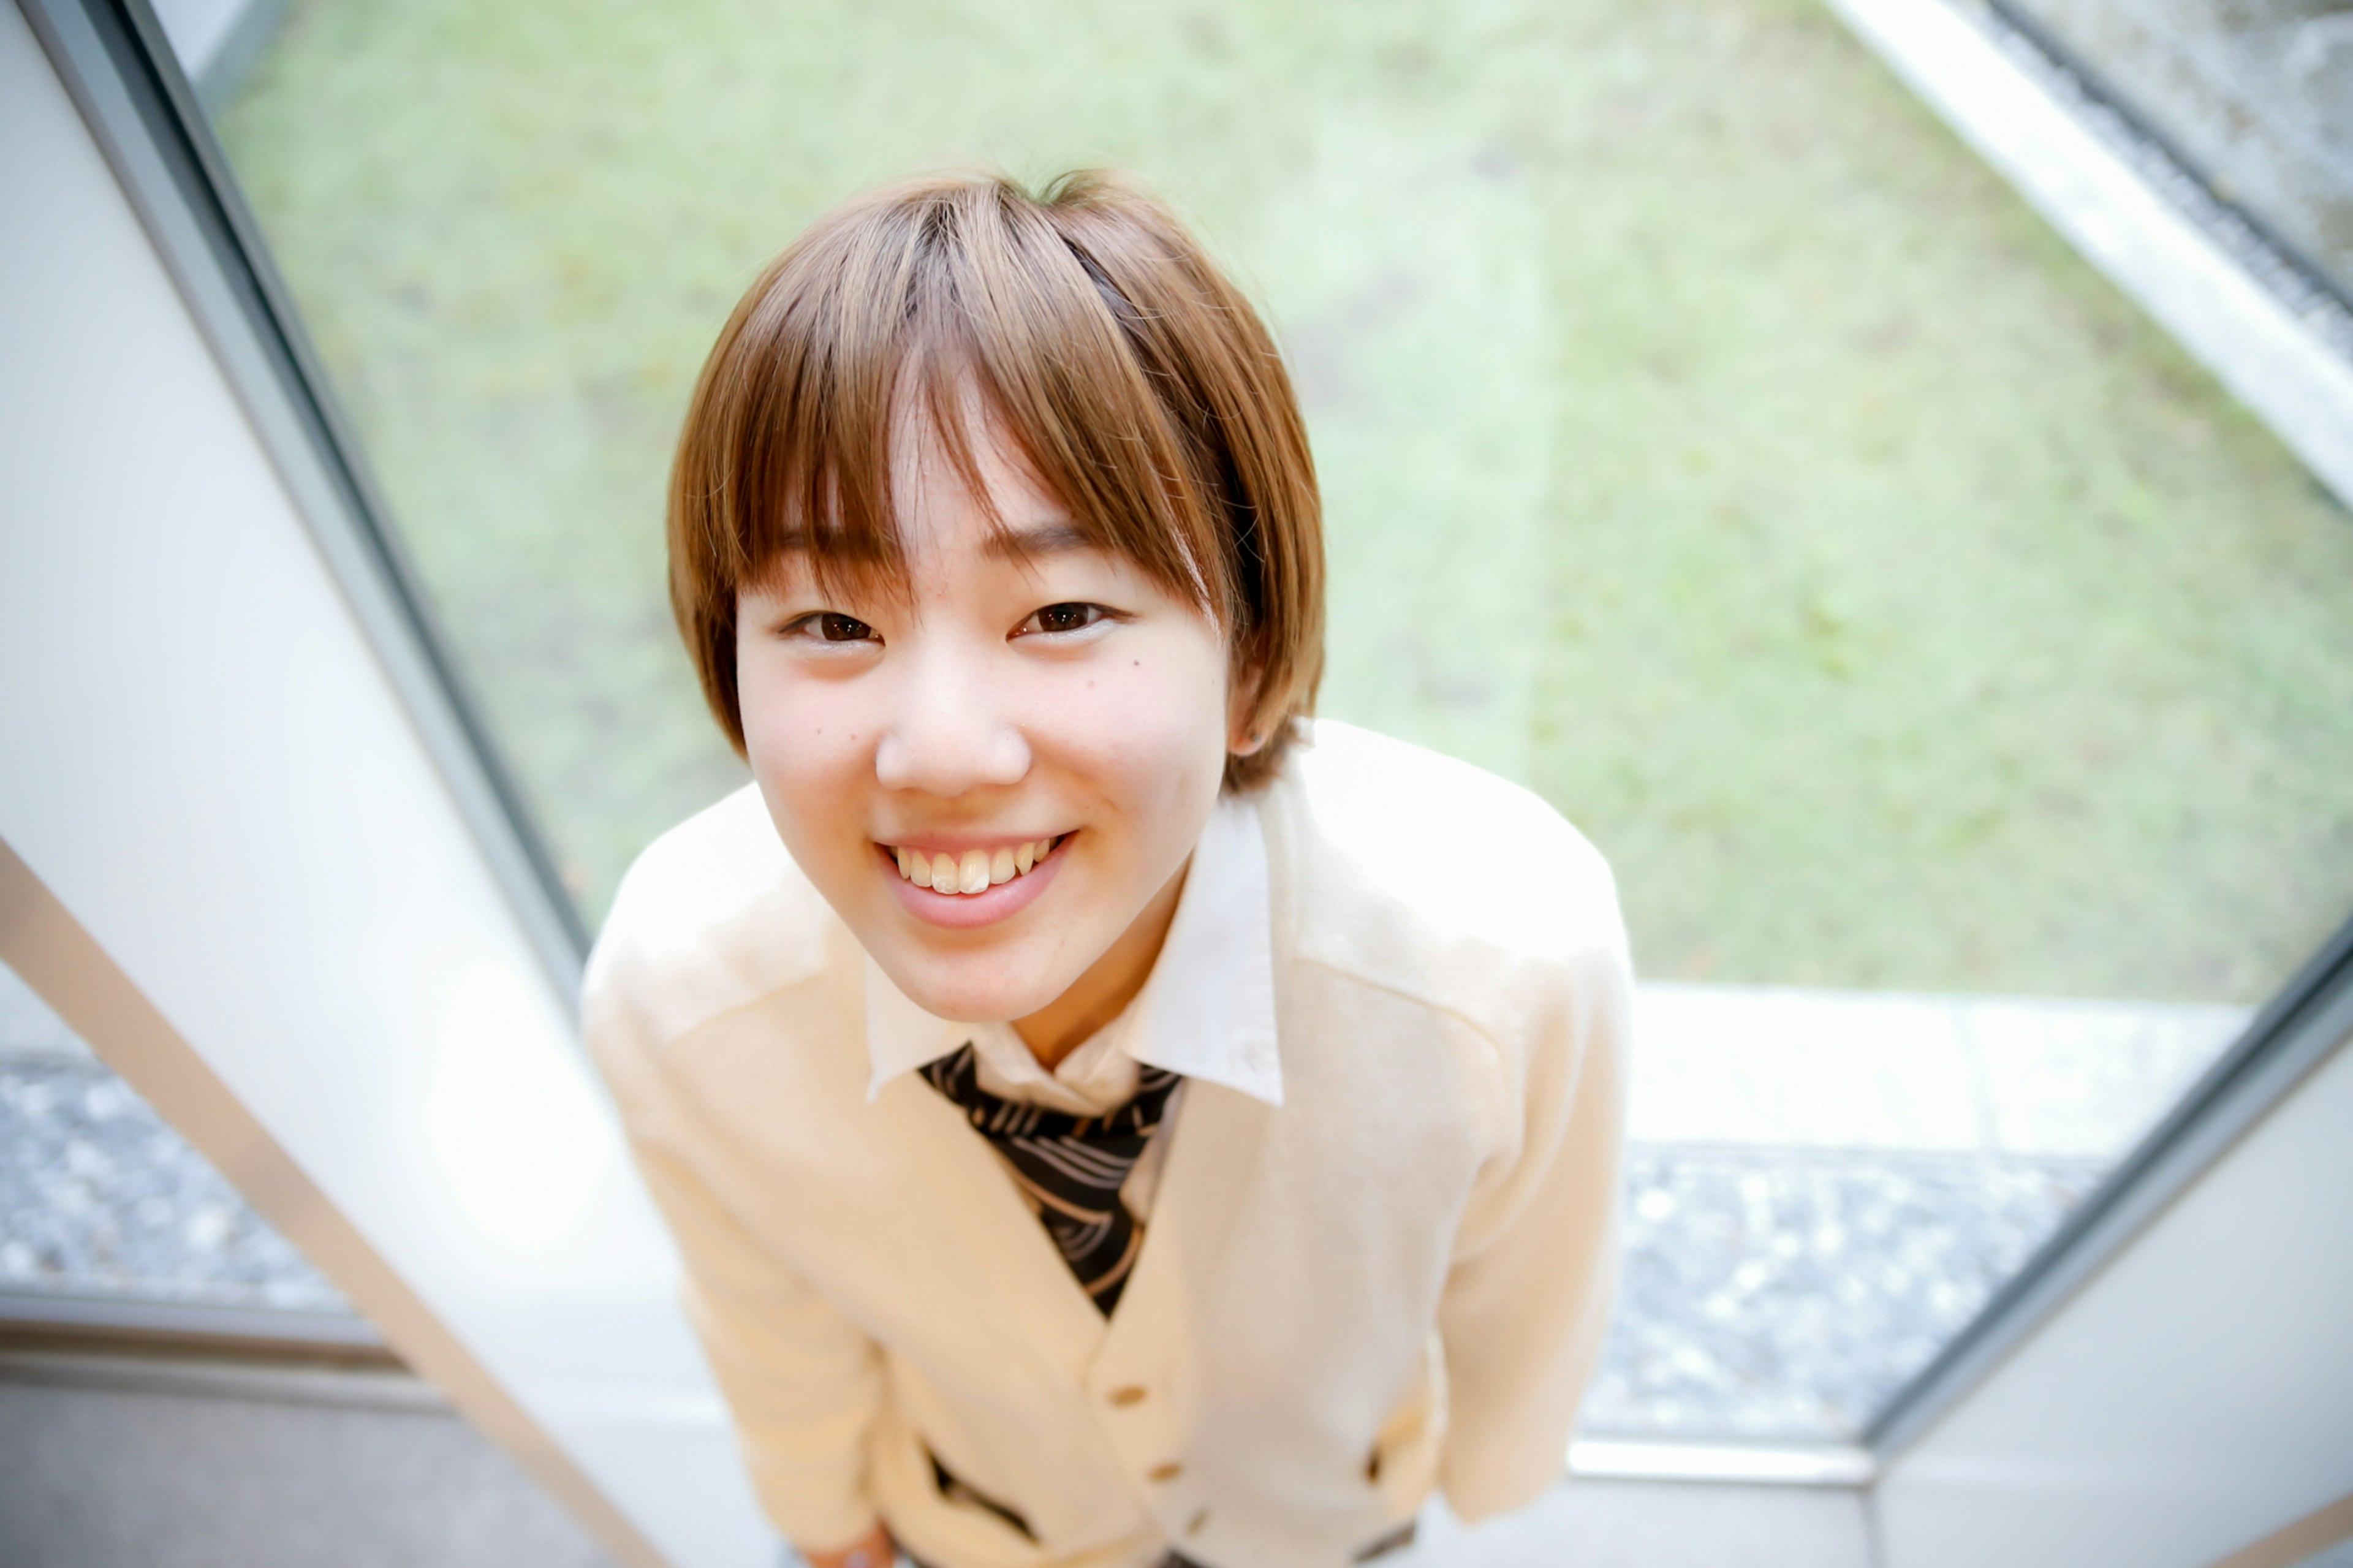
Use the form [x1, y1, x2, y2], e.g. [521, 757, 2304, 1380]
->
[1056, 654, 1227, 806]
[745, 686, 870, 829]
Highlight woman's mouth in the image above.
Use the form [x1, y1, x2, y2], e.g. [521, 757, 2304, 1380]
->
[877, 833, 1070, 929]
[886, 835, 1063, 895]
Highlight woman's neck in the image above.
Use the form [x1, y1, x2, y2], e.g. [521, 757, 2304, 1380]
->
[1014, 855, 1191, 1070]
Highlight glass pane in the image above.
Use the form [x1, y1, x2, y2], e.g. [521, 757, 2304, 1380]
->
[0, 960, 350, 1317]
[153, 0, 2353, 1440]
[1996, 0, 2352, 306]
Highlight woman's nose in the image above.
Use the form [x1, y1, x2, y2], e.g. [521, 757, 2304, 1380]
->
[871, 647, 1031, 796]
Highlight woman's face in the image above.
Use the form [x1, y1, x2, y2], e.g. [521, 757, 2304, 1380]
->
[735, 419, 1245, 1025]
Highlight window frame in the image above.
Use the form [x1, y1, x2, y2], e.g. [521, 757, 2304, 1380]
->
[1867, 916, 2353, 1457]
[1982, 0, 2353, 324]
[17, 0, 587, 1001]
[21, 0, 2353, 1469]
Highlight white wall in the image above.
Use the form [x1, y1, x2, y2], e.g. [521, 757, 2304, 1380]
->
[1874, 1024, 2353, 1567]
[0, 9, 773, 1566]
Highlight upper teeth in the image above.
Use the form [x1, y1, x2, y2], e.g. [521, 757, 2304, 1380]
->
[893, 837, 1060, 895]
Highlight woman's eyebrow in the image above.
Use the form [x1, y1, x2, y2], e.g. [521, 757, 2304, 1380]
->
[983, 521, 1099, 562]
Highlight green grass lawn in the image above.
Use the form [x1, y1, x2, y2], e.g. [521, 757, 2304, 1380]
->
[216, 0, 2353, 1003]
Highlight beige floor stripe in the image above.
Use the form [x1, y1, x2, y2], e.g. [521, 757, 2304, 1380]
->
[2210, 1490, 2353, 1568]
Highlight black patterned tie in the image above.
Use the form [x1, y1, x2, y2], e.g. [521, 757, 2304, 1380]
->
[920, 1042, 1183, 1316]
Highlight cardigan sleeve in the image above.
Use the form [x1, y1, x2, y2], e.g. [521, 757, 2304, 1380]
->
[625, 1134, 889, 1553]
[585, 937, 887, 1554]
[1434, 928, 1631, 1521]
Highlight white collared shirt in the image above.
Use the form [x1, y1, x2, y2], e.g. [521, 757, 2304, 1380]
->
[861, 793, 1284, 1218]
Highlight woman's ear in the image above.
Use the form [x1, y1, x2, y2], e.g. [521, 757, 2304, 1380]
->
[1227, 670, 1271, 757]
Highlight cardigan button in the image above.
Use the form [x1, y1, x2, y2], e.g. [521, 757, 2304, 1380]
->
[1108, 1385, 1148, 1407]
[1148, 1461, 1183, 1483]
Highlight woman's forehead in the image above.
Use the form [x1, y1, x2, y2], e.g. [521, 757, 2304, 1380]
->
[892, 381, 1059, 521]
[900, 515, 1134, 604]
[889, 412, 1127, 579]
[749, 369, 1208, 616]
[746, 512, 1118, 602]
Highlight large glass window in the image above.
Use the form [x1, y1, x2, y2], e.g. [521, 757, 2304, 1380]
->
[104, 0, 2353, 1442]
[0, 960, 346, 1319]
[1994, 0, 2352, 312]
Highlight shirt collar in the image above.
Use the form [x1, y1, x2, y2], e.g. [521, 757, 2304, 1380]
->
[863, 792, 1283, 1107]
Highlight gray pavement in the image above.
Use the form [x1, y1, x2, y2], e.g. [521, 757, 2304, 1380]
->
[0, 1365, 617, 1568]
[0, 1053, 344, 1314]
[2004, 0, 2352, 301]
[1587, 1146, 2097, 1439]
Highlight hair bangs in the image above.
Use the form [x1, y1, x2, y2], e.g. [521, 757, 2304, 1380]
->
[669, 169, 1324, 789]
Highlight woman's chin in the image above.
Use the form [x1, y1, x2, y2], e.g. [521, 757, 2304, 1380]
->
[871, 948, 1077, 1026]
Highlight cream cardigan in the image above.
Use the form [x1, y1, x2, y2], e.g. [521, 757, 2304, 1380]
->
[584, 721, 1631, 1568]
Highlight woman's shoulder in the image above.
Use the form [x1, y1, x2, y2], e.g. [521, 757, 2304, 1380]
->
[583, 782, 840, 1053]
[1265, 719, 1627, 1028]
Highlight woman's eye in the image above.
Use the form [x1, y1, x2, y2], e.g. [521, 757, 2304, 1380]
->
[1018, 602, 1108, 637]
[788, 612, 878, 644]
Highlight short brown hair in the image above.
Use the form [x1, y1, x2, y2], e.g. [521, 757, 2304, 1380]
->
[666, 169, 1324, 790]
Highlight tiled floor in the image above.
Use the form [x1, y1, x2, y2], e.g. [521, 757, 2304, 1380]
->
[0, 1360, 616, 1568]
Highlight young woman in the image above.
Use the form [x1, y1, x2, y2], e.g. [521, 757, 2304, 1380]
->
[585, 170, 1630, 1568]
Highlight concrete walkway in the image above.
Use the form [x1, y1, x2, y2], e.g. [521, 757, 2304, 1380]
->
[1631, 982, 2250, 1161]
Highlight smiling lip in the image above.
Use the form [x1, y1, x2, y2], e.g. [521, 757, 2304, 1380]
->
[881, 833, 1069, 930]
